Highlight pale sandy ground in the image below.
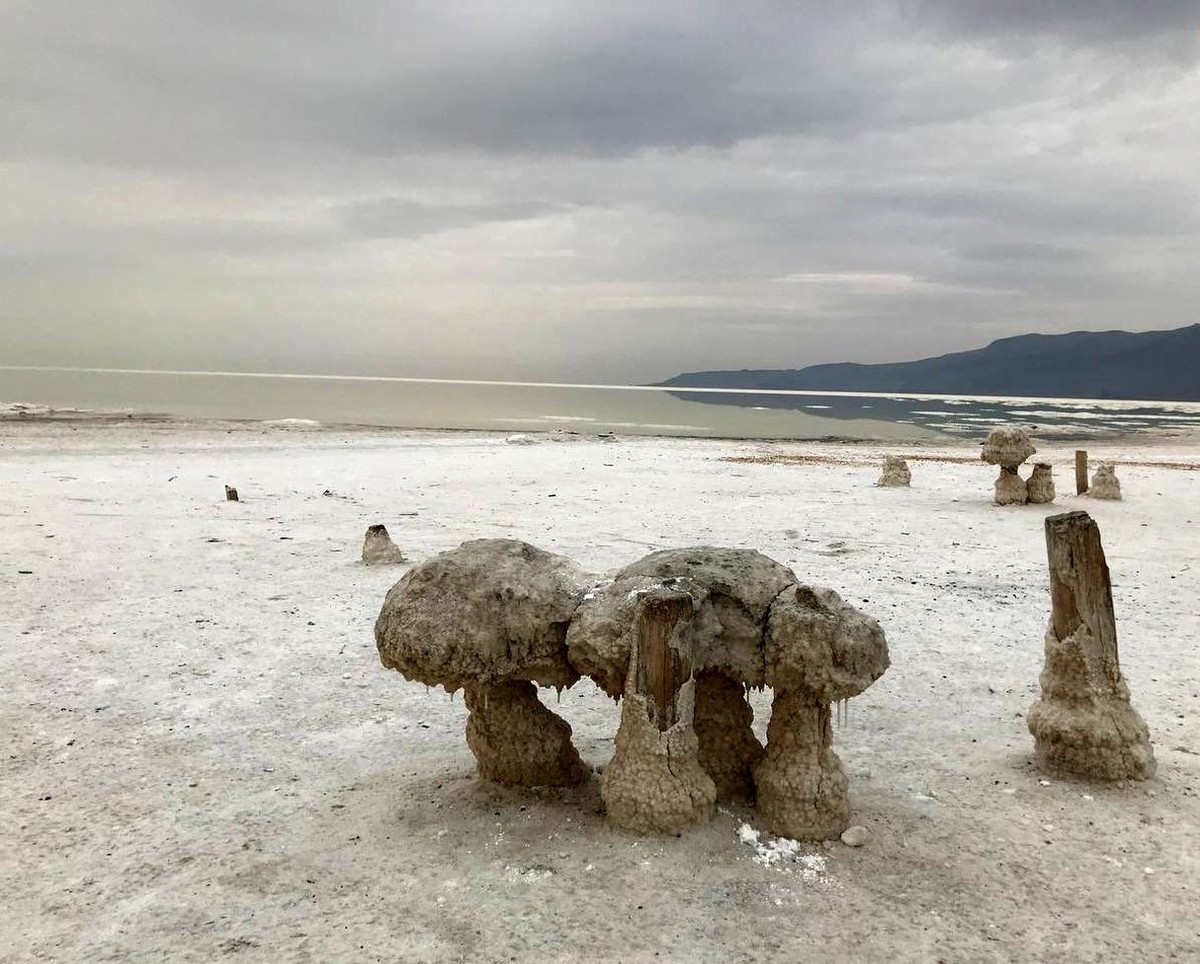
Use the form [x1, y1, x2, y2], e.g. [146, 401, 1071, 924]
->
[2, 421, 1198, 964]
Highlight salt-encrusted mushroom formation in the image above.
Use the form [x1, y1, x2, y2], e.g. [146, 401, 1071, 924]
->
[981, 426, 1037, 505]
[757, 585, 890, 839]
[374, 539, 591, 786]
[1089, 463, 1122, 500]
[375, 541, 890, 840]
[567, 547, 889, 838]
[876, 455, 911, 487]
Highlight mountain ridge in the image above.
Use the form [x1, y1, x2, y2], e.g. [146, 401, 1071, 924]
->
[656, 324, 1200, 402]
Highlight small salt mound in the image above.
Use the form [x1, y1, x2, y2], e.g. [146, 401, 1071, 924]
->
[504, 434, 537, 445]
[736, 823, 830, 881]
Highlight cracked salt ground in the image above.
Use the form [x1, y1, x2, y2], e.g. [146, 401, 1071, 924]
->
[736, 824, 835, 884]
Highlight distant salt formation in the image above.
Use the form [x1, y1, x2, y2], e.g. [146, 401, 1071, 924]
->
[981, 426, 1036, 505]
[361, 524, 407, 565]
[876, 455, 911, 487]
[1026, 463, 1055, 504]
[1089, 463, 1122, 500]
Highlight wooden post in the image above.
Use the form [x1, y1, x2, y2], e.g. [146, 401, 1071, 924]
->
[1028, 509, 1155, 780]
[224, 485, 239, 502]
[1075, 450, 1088, 495]
[633, 592, 693, 731]
[601, 589, 716, 832]
[1044, 511, 1119, 686]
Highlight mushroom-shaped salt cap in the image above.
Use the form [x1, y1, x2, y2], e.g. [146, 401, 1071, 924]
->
[567, 546, 797, 695]
[755, 585, 890, 840]
[375, 538, 591, 786]
[568, 547, 797, 800]
[764, 585, 889, 700]
[981, 426, 1036, 468]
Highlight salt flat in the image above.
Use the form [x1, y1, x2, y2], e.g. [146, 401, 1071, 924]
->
[2, 421, 1198, 963]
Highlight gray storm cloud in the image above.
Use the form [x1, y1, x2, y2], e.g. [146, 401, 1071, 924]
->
[1, 1, 1197, 381]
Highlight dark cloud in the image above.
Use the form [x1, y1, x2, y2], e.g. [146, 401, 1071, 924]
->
[908, 0, 1200, 48]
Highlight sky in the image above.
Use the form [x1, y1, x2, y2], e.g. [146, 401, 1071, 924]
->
[2, 1, 1198, 383]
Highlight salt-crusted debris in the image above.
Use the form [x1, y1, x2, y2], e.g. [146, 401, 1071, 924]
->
[1026, 463, 1056, 504]
[361, 524, 406, 565]
[1089, 463, 1122, 500]
[876, 455, 911, 487]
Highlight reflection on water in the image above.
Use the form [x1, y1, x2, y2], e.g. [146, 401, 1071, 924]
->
[2, 366, 1199, 441]
[666, 389, 1200, 441]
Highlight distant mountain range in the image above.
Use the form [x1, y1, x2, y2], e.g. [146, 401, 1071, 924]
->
[657, 324, 1200, 402]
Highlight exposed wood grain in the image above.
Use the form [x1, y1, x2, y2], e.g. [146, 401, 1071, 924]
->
[634, 593, 693, 731]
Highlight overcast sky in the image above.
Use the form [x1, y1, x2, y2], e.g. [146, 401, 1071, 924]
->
[2, 2, 1198, 382]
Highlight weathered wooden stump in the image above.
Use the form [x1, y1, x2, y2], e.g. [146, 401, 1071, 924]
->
[634, 594, 694, 730]
[600, 591, 716, 833]
[1075, 450, 1089, 495]
[1027, 511, 1154, 780]
[224, 485, 239, 502]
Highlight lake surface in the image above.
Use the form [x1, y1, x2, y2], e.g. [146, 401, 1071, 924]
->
[3, 367, 1200, 442]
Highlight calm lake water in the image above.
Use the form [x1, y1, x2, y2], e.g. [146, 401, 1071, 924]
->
[3, 367, 1200, 442]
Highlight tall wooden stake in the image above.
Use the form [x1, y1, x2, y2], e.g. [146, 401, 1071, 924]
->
[1075, 450, 1088, 495]
[1045, 511, 1119, 684]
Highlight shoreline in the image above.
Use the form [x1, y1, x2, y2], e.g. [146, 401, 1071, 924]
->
[4, 401, 1200, 448]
